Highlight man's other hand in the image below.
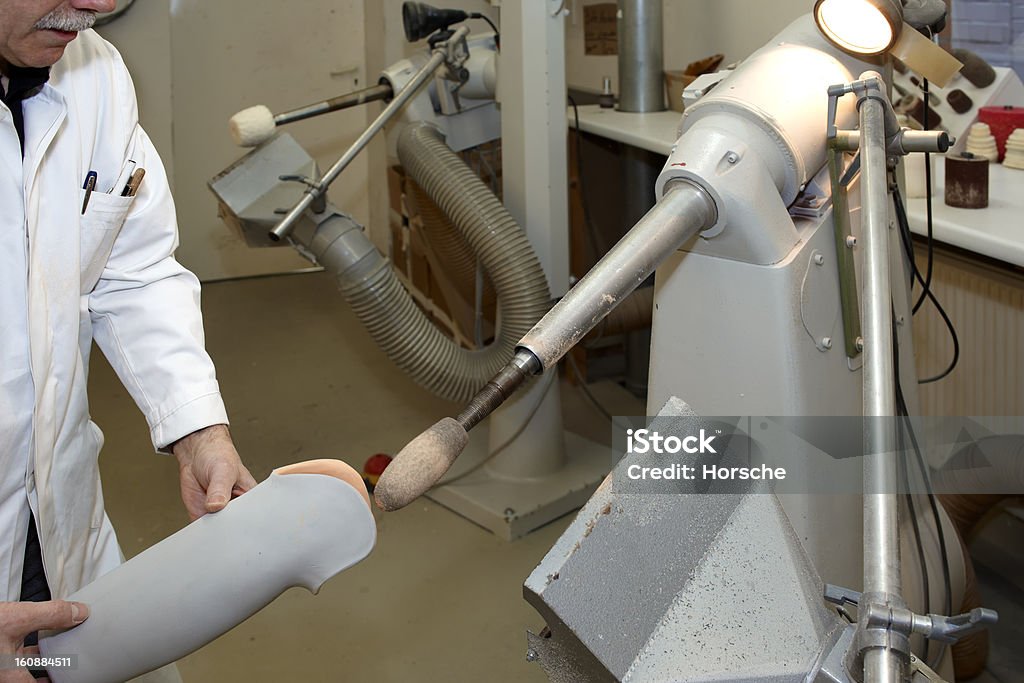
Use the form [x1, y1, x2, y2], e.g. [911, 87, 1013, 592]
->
[0, 600, 88, 682]
[172, 425, 257, 521]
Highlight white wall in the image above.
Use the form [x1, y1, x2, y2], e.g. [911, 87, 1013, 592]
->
[565, 0, 811, 94]
[168, 0, 369, 281]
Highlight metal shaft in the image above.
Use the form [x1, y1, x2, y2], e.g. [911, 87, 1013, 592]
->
[857, 71, 906, 683]
[446, 181, 716, 435]
[519, 181, 716, 370]
[274, 83, 393, 126]
[269, 26, 467, 241]
[617, 0, 665, 112]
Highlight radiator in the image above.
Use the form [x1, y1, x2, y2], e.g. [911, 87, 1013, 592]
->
[911, 243, 1024, 416]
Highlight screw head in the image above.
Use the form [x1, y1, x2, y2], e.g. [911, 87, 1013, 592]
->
[726, 152, 739, 164]
[504, 508, 516, 517]
[821, 337, 833, 349]
[846, 236, 858, 248]
[856, 337, 865, 352]
[814, 254, 825, 265]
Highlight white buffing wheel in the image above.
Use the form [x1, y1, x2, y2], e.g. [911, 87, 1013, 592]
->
[229, 104, 276, 147]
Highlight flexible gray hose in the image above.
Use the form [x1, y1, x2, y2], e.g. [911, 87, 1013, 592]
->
[397, 122, 552, 340]
[302, 123, 551, 403]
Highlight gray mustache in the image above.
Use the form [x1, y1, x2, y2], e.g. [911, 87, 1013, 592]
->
[35, 9, 97, 32]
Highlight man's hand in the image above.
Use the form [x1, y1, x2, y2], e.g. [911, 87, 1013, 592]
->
[172, 425, 257, 521]
[0, 600, 88, 683]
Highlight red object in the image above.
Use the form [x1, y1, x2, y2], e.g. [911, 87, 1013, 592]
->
[362, 453, 392, 488]
[978, 106, 1024, 162]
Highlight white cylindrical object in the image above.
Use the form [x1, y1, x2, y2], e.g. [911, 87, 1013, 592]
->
[672, 16, 863, 206]
[462, 49, 497, 100]
[229, 105, 277, 147]
[39, 471, 375, 683]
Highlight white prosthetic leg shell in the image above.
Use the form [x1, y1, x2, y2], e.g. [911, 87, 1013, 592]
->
[38, 473, 375, 683]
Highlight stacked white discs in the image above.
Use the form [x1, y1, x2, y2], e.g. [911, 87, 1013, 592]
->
[1003, 129, 1024, 170]
[965, 122, 999, 162]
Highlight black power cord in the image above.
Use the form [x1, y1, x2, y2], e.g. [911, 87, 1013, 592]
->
[469, 13, 500, 49]
[891, 318, 953, 671]
[892, 179, 960, 383]
[913, 76, 937, 314]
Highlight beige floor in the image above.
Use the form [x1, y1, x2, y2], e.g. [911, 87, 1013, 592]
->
[87, 270, 1023, 683]
[88, 271, 642, 682]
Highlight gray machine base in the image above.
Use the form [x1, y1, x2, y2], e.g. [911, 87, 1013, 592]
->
[523, 402, 850, 682]
[426, 431, 609, 540]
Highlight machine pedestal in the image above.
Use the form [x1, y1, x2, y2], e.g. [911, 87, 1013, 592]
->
[427, 375, 609, 540]
[426, 431, 608, 540]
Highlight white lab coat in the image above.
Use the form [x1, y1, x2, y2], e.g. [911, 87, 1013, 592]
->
[0, 30, 228, 601]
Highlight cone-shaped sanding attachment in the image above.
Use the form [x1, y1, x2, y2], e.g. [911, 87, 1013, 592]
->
[374, 418, 469, 511]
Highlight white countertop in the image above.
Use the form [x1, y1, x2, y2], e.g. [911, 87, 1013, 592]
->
[568, 104, 1024, 269]
[569, 104, 680, 156]
[905, 161, 1024, 268]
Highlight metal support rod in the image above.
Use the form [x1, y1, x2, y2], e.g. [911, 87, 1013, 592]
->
[833, 129, 952, 155]
[617, 0, 665, 112]
[274, 83, 393, 127]
[443, 180, 716, 435]
[268, 26, 468, 241]
[519, 180, 717, 370]
[857, 71, 907, 683]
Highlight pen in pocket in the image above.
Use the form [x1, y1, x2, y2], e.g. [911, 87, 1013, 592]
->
[110, 159, 136, 194]
[81, 171, 97, 215]
[122, 168, 146, 198]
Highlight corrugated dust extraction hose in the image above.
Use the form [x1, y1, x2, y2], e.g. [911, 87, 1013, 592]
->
[303, 122, 551, 403]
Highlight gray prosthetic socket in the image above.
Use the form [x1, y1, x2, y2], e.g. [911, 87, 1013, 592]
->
[38, 472, 375, 683]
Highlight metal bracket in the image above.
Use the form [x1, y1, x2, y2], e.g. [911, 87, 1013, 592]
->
[824, 583, 999, 648]
[825, 140, 863, 361]
[278, 174, 327, 213]
[432, 29, 471, 115]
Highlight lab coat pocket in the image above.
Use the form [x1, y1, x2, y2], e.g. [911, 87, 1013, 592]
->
[80, 189, 136, 292]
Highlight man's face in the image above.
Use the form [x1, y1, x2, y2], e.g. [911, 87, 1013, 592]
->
[0, 0, 116, 69]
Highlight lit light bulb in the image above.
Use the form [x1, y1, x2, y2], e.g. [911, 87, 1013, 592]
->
[815, 0, 897, 55]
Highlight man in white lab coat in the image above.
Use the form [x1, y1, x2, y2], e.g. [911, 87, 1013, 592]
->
[0, 0, 256, 676]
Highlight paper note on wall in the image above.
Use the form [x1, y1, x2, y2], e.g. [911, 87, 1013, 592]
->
[584, 3, 617, 56]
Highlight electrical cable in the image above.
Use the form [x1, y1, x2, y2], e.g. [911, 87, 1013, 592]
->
[567, 95, 610, 261]
[892, 180, 960, 383]
[94, 0, 137, 27]
[892, 308, 932, 664]
[893, 345, 953, 671]
[469, 13, 499, 49]
[913, 78, 936, 314]
[565, 353, 632, 430]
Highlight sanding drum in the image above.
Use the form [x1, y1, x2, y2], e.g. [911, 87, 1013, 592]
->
[945, 153, 989, 209]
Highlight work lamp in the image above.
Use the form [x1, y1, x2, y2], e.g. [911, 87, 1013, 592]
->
[812, 0, 961, 86]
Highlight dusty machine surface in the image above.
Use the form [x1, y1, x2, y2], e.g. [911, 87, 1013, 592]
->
[373, 6, 1000, 683]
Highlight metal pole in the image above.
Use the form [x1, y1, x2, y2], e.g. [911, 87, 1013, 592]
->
[274, 83, 393, 126]
[617, 0, 664, 112]
[268, 26, 468, 241]
[857, 71, 906, 683]
[519, 181, 716, 370]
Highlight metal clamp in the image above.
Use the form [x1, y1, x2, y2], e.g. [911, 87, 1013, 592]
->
[278, 174, 327, 214]
[824, 583, 998, 648]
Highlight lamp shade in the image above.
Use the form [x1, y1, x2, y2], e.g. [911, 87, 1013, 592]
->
[813, 0, 903, 56]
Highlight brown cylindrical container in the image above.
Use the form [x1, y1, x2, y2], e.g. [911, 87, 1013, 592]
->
[945, 154, 989, 209]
